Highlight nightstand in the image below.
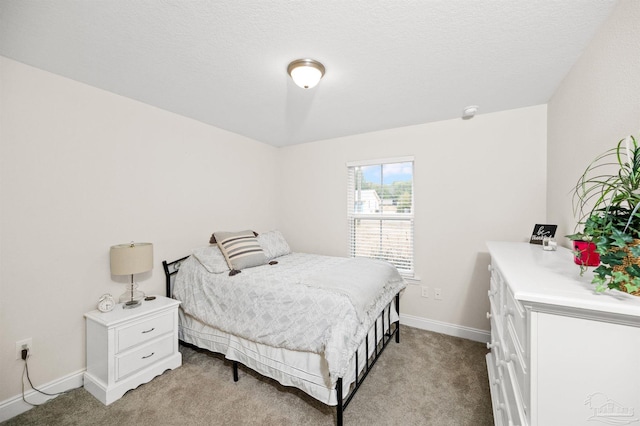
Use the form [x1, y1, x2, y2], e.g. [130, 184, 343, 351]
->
[83, 296, 181, 405]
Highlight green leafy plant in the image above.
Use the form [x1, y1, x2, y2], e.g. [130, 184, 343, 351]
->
[570, 134, 640, 295]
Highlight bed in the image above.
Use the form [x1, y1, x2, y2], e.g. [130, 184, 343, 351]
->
[162, 230, 406, 425]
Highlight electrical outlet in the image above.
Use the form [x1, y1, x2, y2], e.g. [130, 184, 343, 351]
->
[16, 338, 32, 360]
[421, 286, 429, 298]
[434, 288, 443, 300]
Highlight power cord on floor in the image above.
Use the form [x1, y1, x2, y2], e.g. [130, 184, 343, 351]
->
[21, 347, 69, 406]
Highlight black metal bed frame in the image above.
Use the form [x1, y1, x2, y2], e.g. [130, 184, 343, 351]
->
[162, 256, 400, 426]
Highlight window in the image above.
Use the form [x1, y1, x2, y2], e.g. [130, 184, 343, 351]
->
[347, 157, 414, 276]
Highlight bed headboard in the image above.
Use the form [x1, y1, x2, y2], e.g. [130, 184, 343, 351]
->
[162, 255, 189, 297]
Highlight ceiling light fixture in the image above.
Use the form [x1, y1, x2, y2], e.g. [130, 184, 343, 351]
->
[462, 105, 479, 120]
[287, 59, 325, 89]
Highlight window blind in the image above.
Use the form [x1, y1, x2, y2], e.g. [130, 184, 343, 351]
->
[347, 159, 414, 275]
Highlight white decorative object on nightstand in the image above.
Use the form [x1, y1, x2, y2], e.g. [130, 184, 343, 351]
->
[486, 242, 640, 426]
[84, 296, 181, 405]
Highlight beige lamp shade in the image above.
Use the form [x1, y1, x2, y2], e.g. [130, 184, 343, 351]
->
[110, 242, 153, 275]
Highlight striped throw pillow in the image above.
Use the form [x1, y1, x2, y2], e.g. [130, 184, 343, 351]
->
[214, 230, 267, 271]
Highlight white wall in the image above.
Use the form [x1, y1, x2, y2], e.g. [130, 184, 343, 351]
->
[547, 0, 640, 241]
[0, 57, 278, 402]
[277, 105, 548, 331]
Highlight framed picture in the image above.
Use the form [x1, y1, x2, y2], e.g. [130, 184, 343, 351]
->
[530, 224, 557, 245]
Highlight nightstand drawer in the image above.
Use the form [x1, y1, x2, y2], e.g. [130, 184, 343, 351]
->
[116, 334, 175, 380]
[116, 311, 174, 352]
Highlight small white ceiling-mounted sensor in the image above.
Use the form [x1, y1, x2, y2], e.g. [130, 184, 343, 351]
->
[462, 105, 479, 120]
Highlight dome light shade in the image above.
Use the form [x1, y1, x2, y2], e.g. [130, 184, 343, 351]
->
[287, 59, 325, 89]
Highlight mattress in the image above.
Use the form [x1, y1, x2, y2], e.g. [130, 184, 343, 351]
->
[173, 252, 406, 383]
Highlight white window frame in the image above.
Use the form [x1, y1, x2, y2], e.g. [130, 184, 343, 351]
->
[347, 156, 414, 277]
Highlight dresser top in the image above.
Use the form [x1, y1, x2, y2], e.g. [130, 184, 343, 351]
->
[486, 241, 640, 318]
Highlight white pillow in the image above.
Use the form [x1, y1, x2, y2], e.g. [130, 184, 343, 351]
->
[191, 245, 230, 274]
[257, 230, 291, 260]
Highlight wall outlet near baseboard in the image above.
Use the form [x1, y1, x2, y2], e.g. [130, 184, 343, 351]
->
[434, 288, 443, 300]
[16, 338, 32, 360]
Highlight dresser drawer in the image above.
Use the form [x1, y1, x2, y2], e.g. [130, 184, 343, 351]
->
[505, 321, 529, 415]
[489, 264, 504, 318]
[502, 363, 525, 426]
[495, 373, 511, 426]
[504, 284, 526, 353]
[116, 311, 174, 352]
[489, 301, 504, 345]
[487, 355, 507, 426]
[116, 334, 175, 380]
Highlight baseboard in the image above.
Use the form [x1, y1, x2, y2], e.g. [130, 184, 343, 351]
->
[0, 369, 85, 423]
[400, 313, 490, 344]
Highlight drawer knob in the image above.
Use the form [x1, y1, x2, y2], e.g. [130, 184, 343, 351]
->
[486, 342, 493, 349]
[503, 306, 514, 317]
[503, 352, 517, 363]
[488, 265, 493, 272]
[141, 327, 156, 334]
[141, 352, 155, 359]
[486, 312, 492, 319]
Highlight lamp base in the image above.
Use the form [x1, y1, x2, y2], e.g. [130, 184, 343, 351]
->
[122, 299, 142, 309]
[119, 283, 145, 309]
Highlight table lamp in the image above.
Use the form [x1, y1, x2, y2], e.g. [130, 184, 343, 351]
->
[110, 242, 153, 309]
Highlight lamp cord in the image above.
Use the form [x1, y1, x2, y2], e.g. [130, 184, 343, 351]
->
[21, 353, 70, 406]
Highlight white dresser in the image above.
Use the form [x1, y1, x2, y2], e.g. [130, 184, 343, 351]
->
[84, 296, 182, 405]
[486, 241, 640, 426]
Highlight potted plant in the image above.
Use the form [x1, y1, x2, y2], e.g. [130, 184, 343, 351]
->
[568, 133, 640, 295]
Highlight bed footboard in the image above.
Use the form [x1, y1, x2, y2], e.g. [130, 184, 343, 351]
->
[335, 292, 400, 426]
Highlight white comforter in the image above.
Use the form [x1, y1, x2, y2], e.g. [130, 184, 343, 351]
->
[173, 252, 406, 384]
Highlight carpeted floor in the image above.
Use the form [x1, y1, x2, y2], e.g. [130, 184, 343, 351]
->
[3, 326, 493, 425]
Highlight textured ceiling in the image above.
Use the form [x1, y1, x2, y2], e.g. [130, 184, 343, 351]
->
[0, 1, 618, 147]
